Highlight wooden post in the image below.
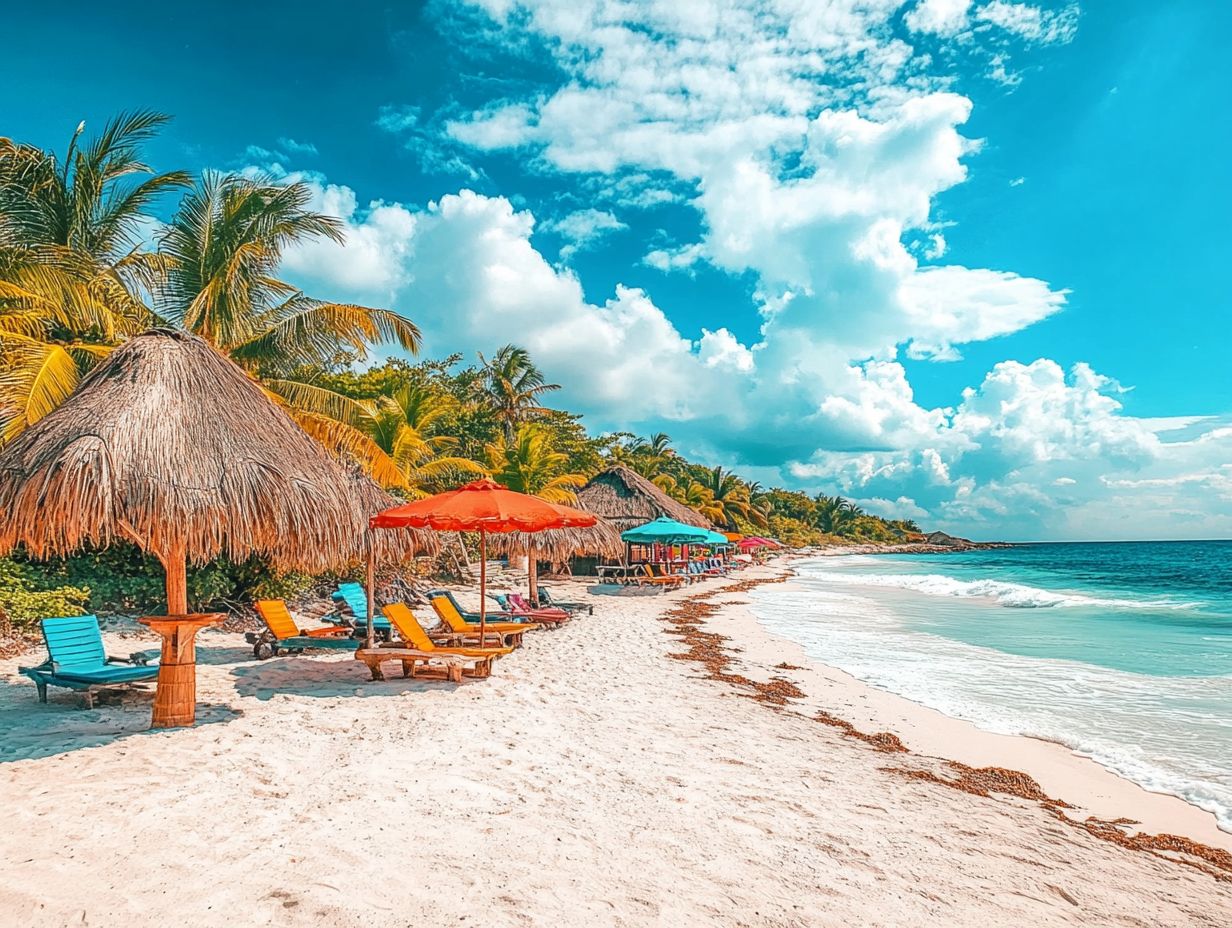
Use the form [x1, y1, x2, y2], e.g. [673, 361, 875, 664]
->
[139, 613, 222, 728]
[160, 541, 188, 616]
[478, 529, 487, 648]
[527, 543, 539, 607]
[365, 531, 376, 650]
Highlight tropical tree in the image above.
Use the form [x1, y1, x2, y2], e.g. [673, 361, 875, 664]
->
[478, 344, 560, 440]
[0, 112, 188, 442]
[813, 495, 862, 536]
[156, 171, 419, 374]
[696, 465, 764, 529]
[485, 424, 587, 503]
[366, 384, 486, 496]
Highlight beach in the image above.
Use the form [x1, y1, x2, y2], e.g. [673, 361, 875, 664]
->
[1, 562, 1229, 927]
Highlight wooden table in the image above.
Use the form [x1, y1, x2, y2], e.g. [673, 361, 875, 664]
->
[137, 613, 224, 728]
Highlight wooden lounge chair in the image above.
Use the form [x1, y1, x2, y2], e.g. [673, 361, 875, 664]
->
[407, 600, 538, 648]
[380, 604, 510, 678]
[19, 615, 160, 707]
[352, 646, 471, 683]
[248, 600, 359, 659]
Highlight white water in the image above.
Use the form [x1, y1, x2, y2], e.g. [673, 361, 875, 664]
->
[749, 560, 1232, 832]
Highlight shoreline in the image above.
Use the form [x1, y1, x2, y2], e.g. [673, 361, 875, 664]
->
[706, 561, 1232, 853]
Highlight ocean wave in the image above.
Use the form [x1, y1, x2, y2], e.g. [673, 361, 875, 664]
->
[748, 584, 1232, 831]
[800, 568, 1200, 610]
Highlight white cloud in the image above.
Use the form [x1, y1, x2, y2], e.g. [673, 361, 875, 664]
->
[975, 2, 1080, 45]
[905, 0, 973, 37]
[542, 208, 627, 259]
[277, 137, 318, 156]
[258, 2, 1232, 539]
[643, 242, 706, 273]
[375, 104, 420, 133]
[1009, 176, 1026, 186]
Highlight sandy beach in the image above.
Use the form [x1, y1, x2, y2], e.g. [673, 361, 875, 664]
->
[2, 563, 1230, 927]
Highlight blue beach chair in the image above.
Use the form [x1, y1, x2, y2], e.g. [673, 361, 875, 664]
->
[19, 615, 160, 708]
[332, 582, 392, 636]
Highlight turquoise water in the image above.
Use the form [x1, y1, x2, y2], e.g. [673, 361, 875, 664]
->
[749, 541, 1232, 830]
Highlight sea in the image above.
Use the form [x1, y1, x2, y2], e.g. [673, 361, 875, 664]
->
[748, 541, 1232, 831]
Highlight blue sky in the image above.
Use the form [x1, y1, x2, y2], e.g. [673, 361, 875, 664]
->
[5, 0, 1231, 540]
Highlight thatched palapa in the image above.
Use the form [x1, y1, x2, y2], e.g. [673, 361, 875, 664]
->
[0, 328, 433, 605]
[575, 465, 711, 532]
[486, 518, 624, 564]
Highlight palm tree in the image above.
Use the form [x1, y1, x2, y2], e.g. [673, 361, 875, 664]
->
[814, 495, 862, 536]
[698, 465, 763, 528]
[0, 112, 188, 442]
[367, 385, 486, 496]
[478, 344, 560, 441]
[485, 424, 586, 503]
[156, 171, 419, 374]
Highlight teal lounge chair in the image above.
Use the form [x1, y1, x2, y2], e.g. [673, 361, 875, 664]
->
[19, 615, 160, 708]
[332, 582, 392, 636]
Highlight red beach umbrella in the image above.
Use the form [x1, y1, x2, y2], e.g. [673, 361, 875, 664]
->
[368, 479, 596, 646]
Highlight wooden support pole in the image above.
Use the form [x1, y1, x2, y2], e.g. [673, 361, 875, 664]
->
[527, 544, 539, 607]
[160, 541, 188, 616]
[365, 531, 376, 650]
[479, 529, 487, 648]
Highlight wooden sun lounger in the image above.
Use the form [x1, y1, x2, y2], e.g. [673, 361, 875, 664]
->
[379, 604, 512, 678]
[353, 647, 473, 683]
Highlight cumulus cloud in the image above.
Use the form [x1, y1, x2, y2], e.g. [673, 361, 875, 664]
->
[542, 208, 628, 260]
[259, 2, 1232, 539]
[905, 0, 974, 37]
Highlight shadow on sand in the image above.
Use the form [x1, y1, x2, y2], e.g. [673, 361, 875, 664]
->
[587, 583, 665, 597]
[230, 654, 480, 701]
[0, 676, 238, 764]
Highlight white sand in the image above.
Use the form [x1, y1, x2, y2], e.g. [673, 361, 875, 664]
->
[1, 564, 1229, 927]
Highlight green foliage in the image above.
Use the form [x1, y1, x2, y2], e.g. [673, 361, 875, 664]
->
[12, 546, 318, 617]
[0, 557, 90, 629]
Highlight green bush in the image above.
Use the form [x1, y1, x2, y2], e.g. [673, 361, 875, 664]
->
[9, 546, 328, 617]
[0, 558, 91, 630]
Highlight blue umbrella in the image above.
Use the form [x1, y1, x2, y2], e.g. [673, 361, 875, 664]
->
[620, 517, 712, 544]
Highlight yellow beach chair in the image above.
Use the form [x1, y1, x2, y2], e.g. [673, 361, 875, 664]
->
[381, 604, 512, 678]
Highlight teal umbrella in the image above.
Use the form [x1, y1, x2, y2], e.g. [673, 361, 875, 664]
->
[701, 530, 730, 546]
[620, 517, 712, 544]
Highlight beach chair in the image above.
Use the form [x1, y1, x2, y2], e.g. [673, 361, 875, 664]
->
[380, 604, 510, 678]
[641, 564, 684, 589]
[507, 592, 570, 620]
[431, 589, 569, 628]
[332, 581, 391, 638]
[535, 586, 593, 615]
[19, 615, 160, 708]
[415, 599, 538, 648]
[248, 600, 360, 659]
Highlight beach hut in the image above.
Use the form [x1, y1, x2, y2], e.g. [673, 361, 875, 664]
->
[574, 466, 713, 533]
[0, 328, 432, 727]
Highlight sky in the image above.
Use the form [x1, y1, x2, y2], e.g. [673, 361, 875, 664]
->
[4, 0, 1231, 541]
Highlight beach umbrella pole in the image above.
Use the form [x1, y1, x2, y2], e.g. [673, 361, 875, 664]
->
[365, 532, 376, 650]
[479, 528, 487, 646]
[528, 543, 538, 606]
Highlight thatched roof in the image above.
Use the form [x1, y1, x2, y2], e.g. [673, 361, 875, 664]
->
[486, 516, 624, 563]
[575, 465, 711, 532]
[0, 328, 433, 570]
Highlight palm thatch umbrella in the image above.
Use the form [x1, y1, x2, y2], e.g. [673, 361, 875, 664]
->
[0, 328, 433, 726]
[486, 514, 623, 602]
